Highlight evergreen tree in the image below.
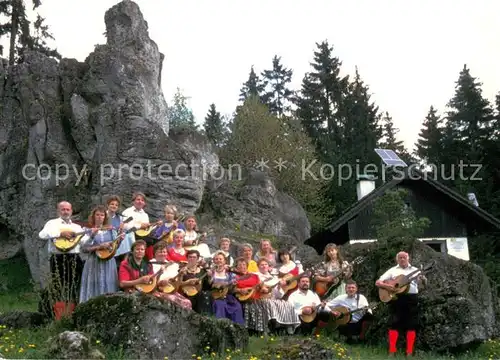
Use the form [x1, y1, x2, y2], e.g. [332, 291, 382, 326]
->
[442, 64, 495, 167]
[203, 103, 227, 148]
[295, 40, 349, 160]
[0, 0, 60, 64]
[379, 112, 406, 153]
[261, 55, 294, 117]
[167, 88, 198, 131]
[239, 66, 265, 102]
[415, 106, 443, 165]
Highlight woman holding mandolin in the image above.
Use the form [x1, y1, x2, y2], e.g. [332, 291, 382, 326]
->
[178, 250, 212, 314]
[153, 205, 185, 245]
[208, 252, 244, 324]
[79, 205, 124, 303]
[118, 240, 154, 292]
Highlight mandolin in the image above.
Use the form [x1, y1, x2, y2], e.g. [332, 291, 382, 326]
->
[134, 220, 164, 238]
[158, 215, 186, 244]
[298, 303, 326, 323]
[314, 256, 364, 299]
[135, 267, 164, 294]
[327, 303, 379, 328]
[95, 217, 134, 260]
[180, 272, 208, 297]
[53, 230, 88, 252]
[210, 273, 253, 300]
[378, 261, 434, 303]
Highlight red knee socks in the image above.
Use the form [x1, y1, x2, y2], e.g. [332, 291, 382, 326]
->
[406, 330, 416, 355]
[388, 329, 399, 353]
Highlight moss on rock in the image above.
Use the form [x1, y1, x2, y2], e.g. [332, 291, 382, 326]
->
[73, 292, 248, 359]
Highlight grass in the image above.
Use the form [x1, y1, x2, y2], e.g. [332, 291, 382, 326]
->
[0, 256, 498, 359]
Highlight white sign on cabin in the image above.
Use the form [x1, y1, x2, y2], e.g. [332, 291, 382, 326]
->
[349, 237, 470, 261]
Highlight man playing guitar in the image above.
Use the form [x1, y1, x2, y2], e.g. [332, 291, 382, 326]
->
[375, 251, 427, 357]
[324, 280, 374, 343]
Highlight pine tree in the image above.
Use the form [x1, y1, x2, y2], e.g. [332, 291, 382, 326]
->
[239, 66, 265, 102]
[167, 88, 198, 131]
[379, 112, 413, 164]
[261, 55, 294, 117]
[0, 0, 60, 64]
[295, 40, 349, 160]
[415, 106, 443, 165]
[443, 64, 494, 165]
[203, 103, 227, 148]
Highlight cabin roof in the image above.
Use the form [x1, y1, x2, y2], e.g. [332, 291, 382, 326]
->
[304, 167, 500, 252]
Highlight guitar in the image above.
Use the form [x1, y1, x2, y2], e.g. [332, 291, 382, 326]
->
[158, 215, 186, 244]
[378, 261, 435, 303]
[329, 303, 380, 328]
[135, 267, 164, 294]
[95, 217, 134, 260]
[259, 267, 317, 299]
[314, 256, 364, 298]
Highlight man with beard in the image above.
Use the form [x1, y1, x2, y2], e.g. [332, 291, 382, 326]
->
[287, 275, 328, 334]
[325, 279, 374, 343]
[38, 201, 86, 319]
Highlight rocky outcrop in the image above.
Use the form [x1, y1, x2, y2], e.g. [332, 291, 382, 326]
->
[0, 0, 311, 287]
[73, 292, 248, 359]
[340, 238, 500, 353]
[0, 0, 218, 287]
[197, 168, 314, 256]
[46, 331, 104, 360]
[0, 310, 47, 329]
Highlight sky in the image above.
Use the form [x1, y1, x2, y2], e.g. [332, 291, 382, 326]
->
[8, 0, 500, 151]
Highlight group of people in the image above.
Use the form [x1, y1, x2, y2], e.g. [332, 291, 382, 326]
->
[38, 192, 428, 357]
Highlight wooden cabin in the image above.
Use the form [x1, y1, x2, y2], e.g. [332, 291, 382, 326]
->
[304, 168, 500, 261]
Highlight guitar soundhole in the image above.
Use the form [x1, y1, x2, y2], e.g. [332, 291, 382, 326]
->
[394, 283, 399, 288]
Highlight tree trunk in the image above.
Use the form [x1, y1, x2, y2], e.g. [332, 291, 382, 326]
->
[9, 0, 20, 65]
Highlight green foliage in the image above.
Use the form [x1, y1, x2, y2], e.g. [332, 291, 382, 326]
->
[415, 106, 444, 166]
[370, 189, 431, 246]
[202, 103, 229, 148]
[0, 0, 60, 64]
[261, 55, 294, 117]
[239, 66, 265, 103]
[167, 88, 199, 131]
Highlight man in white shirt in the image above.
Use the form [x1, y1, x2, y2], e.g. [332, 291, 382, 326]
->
[324, 280, 374, 343]
[375, 251, 427, 357]
[287, 275, 328, 335]
[122, 192, 161, 260]
[38, 201, 87, 318]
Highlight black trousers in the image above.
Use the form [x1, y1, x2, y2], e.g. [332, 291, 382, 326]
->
[338, 312, 374, 338]
[295, 310, 331, 335]
[388, 293, 419, 331]
[48, 253, 84, 303]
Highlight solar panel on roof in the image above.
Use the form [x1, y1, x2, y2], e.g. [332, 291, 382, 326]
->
[374, 148, 408, 167]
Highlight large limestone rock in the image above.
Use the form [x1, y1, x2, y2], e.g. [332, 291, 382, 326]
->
[0, 0, 217, 287]
[46, 331, 104, 360]
[73, 293, 248, 359]
[339, 239, 500, 353]
[197, 169, 314, 257]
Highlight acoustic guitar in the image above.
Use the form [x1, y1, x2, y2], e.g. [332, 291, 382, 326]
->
[95, 217, 134, 260]
[260, 267, 316, 299]
[314, 256, 364, 298]
[53, 229, 88, 252]
[135, 267, 164, 294]
[378, 261, 435, 303]
[329, 303, 380, 328]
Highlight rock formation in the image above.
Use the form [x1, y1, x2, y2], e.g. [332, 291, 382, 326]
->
[0, 0, 311, 284]
[73, 293, 248, 359]
[340, 239, 500, 353]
